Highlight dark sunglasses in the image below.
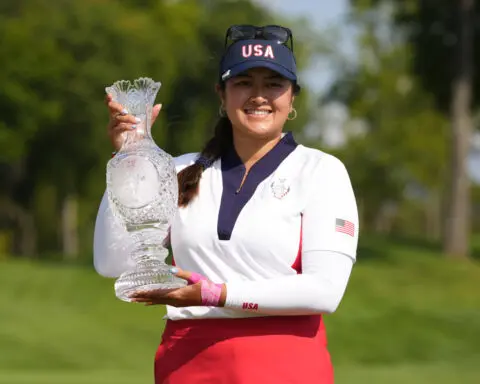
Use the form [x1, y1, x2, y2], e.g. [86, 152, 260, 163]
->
[224, 24, 294, 52]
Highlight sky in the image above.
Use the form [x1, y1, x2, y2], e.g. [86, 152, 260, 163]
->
[253, 0, 348, 32]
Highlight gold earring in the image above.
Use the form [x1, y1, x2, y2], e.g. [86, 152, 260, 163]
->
[219, 105, 227, 117]
[288, 108, 297, 121]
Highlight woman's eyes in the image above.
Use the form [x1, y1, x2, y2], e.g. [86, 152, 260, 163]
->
[268, 82, 283, 88]
[235, 80, 251, 86]
[233, 81, 284, 88]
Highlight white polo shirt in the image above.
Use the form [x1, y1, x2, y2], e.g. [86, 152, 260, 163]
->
[94, 132, 359, 320]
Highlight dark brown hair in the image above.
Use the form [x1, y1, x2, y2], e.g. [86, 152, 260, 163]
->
[177, 114, 233, 207]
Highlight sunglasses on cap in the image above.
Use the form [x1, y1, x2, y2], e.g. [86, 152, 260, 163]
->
[224, 25, 294, 52]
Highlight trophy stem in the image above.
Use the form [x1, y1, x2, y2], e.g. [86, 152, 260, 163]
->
[113, 224, 187, 302]
[128, 225, 169, 263]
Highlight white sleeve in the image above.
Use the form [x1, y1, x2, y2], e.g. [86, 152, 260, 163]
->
[92, 152, 199, 278]
[302, 154, 359, 260]
[224, 250, 353, 315]
[93, 192, 134, 278]
[223, 155, 359, 315]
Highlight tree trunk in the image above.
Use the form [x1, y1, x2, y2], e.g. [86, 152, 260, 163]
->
[61, 194, 79, 260]
[16, 208, 37, 257]
[443, 0, 474, 259]
[426, 190, 441, 241]
[374, 201, 397, 234]
[0, 199, 37, 257]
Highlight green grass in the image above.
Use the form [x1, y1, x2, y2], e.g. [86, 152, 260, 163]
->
[1, 235, 480, 383]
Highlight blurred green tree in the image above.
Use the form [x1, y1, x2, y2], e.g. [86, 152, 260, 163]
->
[335, 0, 476, 257]
[323, 2, 448, 239]
[0, 0, 315, 259]
[389, 0, 475, 259]
[368, 1, 475, 258]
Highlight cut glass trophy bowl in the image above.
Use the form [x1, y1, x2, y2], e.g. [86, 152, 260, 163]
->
[105, 77, 186, 302]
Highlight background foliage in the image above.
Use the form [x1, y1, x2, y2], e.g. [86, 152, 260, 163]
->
[0, 0, 479, 383]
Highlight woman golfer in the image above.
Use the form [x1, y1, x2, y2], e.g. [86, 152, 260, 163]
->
[94, 24, 359, 384]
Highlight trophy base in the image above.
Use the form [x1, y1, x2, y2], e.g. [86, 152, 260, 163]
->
[114, 261, 187, 302]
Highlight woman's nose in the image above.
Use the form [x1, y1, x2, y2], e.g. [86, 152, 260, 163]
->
[248, 89, 268, 104]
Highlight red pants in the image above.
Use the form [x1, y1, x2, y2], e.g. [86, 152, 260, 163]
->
[154, 315, 334, 384]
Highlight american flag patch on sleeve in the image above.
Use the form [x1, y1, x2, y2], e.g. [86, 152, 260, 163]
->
[335, 218, 355, 237]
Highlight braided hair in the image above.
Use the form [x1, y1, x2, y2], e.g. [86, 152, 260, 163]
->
[177, 90, 233, 207]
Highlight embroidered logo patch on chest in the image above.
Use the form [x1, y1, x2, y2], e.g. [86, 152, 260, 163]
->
[270, 178, 290, 199]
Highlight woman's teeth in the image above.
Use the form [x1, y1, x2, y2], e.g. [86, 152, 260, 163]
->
[245, 109, 271, 115]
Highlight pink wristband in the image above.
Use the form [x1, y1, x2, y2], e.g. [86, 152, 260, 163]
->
[200, 280, 223, 307]
[188, 272, 207, 285]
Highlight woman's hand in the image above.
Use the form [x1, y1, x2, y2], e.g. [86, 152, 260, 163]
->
[128, 267, 227, 308]
[105, 93, 162, 152]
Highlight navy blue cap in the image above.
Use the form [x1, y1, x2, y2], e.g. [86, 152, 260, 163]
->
[219, 39, 297, 83]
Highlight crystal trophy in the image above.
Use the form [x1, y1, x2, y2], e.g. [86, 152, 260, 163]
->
[105, 77, 186, 302]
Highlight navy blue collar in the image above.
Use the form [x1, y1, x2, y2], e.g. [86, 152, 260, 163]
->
[222, 131, 297, 171]
[217, 132, 298, 241]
